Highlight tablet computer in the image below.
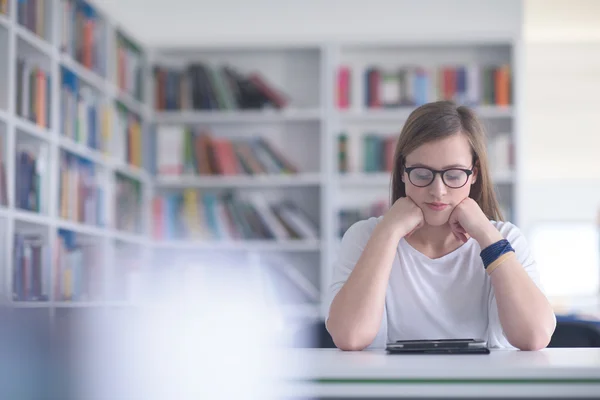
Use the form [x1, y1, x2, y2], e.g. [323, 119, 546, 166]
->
[386, 338, 490, 354]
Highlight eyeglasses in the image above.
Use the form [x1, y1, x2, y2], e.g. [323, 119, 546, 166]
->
[404, 166, 473, 188]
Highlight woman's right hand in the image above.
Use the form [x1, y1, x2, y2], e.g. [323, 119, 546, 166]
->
[381, 196, 424, 238]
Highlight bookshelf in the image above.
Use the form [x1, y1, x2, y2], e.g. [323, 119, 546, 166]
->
[149, 46, 327, 322]
[333, 42, 517, 250]
[0, 0, 152, 317]
[0, 0, 521, 327]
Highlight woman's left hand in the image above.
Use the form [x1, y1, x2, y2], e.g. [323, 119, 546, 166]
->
[448, 198, 503, 247]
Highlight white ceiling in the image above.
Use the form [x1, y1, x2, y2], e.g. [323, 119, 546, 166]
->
[94, 0, 600, 49]
[92, 0, 523, 49]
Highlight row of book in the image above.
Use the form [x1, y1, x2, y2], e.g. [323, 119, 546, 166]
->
[339, 201, 388, 238]
[15, 141, 143, 232]
[59, 151, 105, 226]
[61, 68, 144, 168]
[153, 190, 319, 241]
[153, 64, 288, 111]
[61, 67, 105, 151]
[0, 139, 7, 206]
[157, 127, 298, 176]
[13, 233, 52, 301]
[338, 133, 397, 174]
[54, 229, 103, 301]
[114, 102, 143, 168]
[16, 143, 47, 213]
[488, 132, 514, 173]
[337, 64, 511, 109]
[61, 0, 107, 78]
[16, 59, 51, 129]
[115, 30, 144, 102]
[115, 173, 142, 234]
[337, 132, 514, 175]
[13, 230, 141, 302]
[17, 0, 48, 39]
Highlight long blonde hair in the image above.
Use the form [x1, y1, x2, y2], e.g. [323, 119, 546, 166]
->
[391, 101, 503, 221]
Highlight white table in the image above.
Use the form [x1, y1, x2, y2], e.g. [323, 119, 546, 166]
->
[277, 348, 600, 399]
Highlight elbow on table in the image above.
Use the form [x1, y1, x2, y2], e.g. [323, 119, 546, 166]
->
[327, 322, 376, 351]
[515, 334, 551, 351]
[332, 335, 373, 351]
[512, 326, 555, 351]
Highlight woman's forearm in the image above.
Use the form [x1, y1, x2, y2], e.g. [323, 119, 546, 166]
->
[476, 231, 556, 351]
[488, 254, 556, 351]
[327, 223, 403, 351]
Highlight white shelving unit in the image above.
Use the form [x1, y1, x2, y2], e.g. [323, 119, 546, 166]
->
[0, 0, 152, 314]
[0, 0, 520, 325]
[149, 46, 327, 322]
[332, 42, 518, 251]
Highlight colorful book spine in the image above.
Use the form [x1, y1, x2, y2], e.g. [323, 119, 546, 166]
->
[114, 102, 143, 168]
[16, 144, 45, 213]
[337, 133, 398, 173]
[54, 229, 103, 301]
[13, 233, 51, 301]
[60, 67, 104, 150]
[16, 59, 52, 129]
[61, 0, 106, 77]
[0, 137, 7, 206]
[58, 152, 105, 227]
[115, 173, 142, 234]
[17, 0, 47, 39]
[336, 66, 351, 109]
[155, 127, 298, 177]
[339, 64, 512, 109]
[153, 64, 289, 111]
[339, 200, 389, 237]
[152, 191, 319, 241]
[116, 31, 144, 101]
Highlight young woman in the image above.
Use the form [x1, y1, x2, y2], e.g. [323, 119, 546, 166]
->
[326, 101, 556, 351]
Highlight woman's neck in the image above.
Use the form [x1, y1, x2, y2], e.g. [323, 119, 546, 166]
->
[405, 223, 465, 259]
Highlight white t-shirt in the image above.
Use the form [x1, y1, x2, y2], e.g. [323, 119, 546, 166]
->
[327, 217, 549, 349]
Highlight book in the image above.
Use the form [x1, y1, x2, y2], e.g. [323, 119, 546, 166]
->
[152, 191, 319, 241]
[154, 64, 290, 111]
[18, 0, 47, 39]
[338, 133, 398, 173]
[16, 59, 52, 129]
[54, 230, 103, 301]
[341, 64, 512, 110]
[339, 200, 389, 238]
[115, 173, 142, 234]
[58, 151, 105, 226]
[13, 233, 51, 301]
[115, 30, 144, 101]
[155, 127, 299, 177]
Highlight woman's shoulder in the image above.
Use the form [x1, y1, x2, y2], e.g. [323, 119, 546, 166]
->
[341, 216, 384, 245]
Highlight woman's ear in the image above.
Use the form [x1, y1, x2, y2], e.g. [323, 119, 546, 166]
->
[471, 164, 479, 184]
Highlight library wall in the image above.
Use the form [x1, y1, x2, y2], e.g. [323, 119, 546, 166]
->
[93, 0, 523, 47]
[519, 0, 600, 299]
[520, 0, 600, 233]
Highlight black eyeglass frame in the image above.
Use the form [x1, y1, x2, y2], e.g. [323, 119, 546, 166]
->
[404, 165, 474, 188]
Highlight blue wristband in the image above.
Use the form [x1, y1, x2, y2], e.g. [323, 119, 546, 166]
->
[480, 239, 514, 269]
